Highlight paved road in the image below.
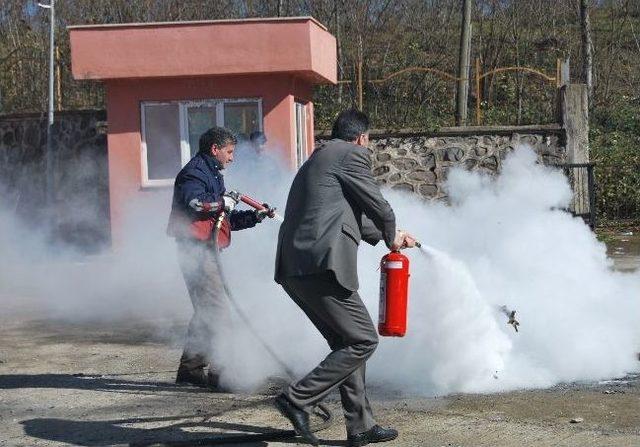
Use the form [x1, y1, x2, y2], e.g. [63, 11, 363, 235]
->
[606, 231, 640, 272]
[1, 318, 639, 447]
[1, 230, 638, 446]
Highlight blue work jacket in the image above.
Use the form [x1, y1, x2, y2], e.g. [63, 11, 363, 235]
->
[167, 152, 258, 240]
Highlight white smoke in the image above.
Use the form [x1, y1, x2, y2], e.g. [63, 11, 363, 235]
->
[361, 148, 640, 394]
[0, 183, 187, 323]
[220, 146, 640, 394]
[1, 145, 639, 396]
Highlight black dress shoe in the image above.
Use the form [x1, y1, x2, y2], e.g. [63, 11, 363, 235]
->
[274, 394, 319, 446]
[347, 425, 398, 447]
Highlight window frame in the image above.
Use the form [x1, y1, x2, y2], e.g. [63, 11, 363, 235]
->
[140, 98, 263, 187]
[294, 101, 308, 169]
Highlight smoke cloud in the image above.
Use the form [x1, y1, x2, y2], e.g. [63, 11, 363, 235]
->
[1, 145, 639, 396]
[222, 146, 640, 394]
[0, 182, 187, 323]
[363, 148, 640, 394]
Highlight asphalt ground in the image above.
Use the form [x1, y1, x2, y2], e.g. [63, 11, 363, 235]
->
[1, 233, 639, 446]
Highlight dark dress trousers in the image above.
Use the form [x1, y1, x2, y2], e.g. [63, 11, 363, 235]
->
[275, 138, 396, 435]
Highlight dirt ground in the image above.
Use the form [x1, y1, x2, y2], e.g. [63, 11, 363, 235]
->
[0, 312, 639, 447]
[1, 232, 639, 447]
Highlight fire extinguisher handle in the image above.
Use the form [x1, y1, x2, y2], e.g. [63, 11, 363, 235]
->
[215, 211, 226, 229]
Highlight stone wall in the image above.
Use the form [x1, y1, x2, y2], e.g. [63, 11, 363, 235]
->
[317, 85, 589, 213]
[0, 110, 110, 252]
[367, 125, 565, 200]
[0, 85, 589, 252]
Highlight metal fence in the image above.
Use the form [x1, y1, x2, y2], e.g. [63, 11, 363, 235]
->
[331, 59, 565, 128]
[555, 163, 597, 228]
[593, 163, 640, 223]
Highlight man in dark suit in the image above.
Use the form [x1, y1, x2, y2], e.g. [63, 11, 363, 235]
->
[274, 109, 416, 446]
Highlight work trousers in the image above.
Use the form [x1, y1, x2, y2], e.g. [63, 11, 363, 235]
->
[280, 272, 379, 436]
[176, 240, 232, 372]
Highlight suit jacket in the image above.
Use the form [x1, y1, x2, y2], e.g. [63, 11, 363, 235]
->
[275, 139, 396, 291]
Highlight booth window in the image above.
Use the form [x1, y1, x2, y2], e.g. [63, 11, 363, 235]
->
[294, 101, 308, 169]
[141, 99, 262, 186]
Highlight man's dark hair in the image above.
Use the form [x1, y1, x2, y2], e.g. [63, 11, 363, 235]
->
[199, 127, 237, 153]
[250, 130, 267, 145]
[330, 109, 370, 141]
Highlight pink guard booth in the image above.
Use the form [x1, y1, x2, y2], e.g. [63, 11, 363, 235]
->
[69, 17, 337, 245]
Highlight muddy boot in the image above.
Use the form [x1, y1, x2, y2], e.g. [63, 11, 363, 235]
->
[176, 365, 209, 387]
[207, 370, 221, 389]
[206, 368, 231, 393]
[176, 351, 209, 387]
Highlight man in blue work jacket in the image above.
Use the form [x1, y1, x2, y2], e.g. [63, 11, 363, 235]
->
[167, 126, 268, 389]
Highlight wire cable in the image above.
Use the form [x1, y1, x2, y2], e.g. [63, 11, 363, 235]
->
[210, 214, 334, 437]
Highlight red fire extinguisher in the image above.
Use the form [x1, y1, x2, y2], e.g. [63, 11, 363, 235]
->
[378, 250, 410, 337]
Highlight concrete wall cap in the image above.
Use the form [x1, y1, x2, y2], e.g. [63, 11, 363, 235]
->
[67, 16, 327, 31]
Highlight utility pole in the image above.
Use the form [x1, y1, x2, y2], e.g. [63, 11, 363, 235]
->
[455, 0, 472, 126]
[39, 0, 55, 210]
[579, 0, 594, 103]
[357, 35, 364, 111]
[335, 0, 342, 104]
[55, 45, 62, 110]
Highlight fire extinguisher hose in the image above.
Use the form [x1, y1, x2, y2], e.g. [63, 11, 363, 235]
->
[210, 215, 335, 440]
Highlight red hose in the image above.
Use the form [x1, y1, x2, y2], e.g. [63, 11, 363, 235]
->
[240, 194, 275, 218]
[239, 194, 266, 210]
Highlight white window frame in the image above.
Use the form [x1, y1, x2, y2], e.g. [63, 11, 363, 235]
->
[140, 98, 263, 187]
[294, 101, 308, 169]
